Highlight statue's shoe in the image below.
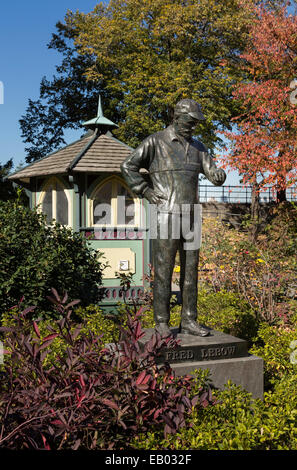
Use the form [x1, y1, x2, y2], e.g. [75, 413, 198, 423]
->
[179, 321, 210, 337]
[155, 322, 172, 337]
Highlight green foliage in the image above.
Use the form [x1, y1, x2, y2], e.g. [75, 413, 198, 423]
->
[133, 377, 297, 450]
[264, 202, 297, 259]
[133, 288, 258, 344]
[250, 323, 297, 387]
[1, 284, 297, 450]
[0, 159, 16, 201]
[72, 0, 258, 150]
[0, 160, 29, 203]
[1, 199, 296, 449]
[74, 304, 124, 344]
[197, 288, 259, 344]
[0, 200, 104, 318]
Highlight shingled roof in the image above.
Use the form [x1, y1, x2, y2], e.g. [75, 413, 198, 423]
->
[9, 96, 134, 182]
[9, 131, 133, 181]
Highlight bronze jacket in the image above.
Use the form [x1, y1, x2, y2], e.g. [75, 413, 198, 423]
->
[121, 125, 221, 213]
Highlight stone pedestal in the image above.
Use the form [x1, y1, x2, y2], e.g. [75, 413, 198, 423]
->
[139, 327, 264, 400]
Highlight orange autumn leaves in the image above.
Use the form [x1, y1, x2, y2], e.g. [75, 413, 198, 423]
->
[221, 5, 297, 192]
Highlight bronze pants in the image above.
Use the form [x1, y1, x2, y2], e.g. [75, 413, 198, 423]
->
[152, 212, 199, 325]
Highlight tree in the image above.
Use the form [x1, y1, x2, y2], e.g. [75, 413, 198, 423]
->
[0, 159, 15, 200]
[70, 0, 259, 151]
[20, 0, 264, 161]
[0, 159, 28, 204]
[0, 199, 105, 318]
[221, 2, 297, 202]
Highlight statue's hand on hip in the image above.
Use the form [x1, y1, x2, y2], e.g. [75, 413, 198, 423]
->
[143, 188, 167, 205]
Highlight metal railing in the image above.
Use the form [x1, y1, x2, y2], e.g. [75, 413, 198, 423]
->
[198, 185, 297, 204]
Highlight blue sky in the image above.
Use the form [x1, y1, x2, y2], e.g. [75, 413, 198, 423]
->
[0, 0, 100, 169]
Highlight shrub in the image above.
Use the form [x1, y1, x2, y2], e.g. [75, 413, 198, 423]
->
[117, 302, 181, 331]
[133, 377, 297, 450]
[0, 200, 105, 319]
[197, 288, 258, 344]
[1, 302, 124, 370]
[249, 323, 297, 388]
[0, 291, 213, 450]
[264, 202, 297, 259]
[200, 216, 297, 324]
[74, 304, 125, 344]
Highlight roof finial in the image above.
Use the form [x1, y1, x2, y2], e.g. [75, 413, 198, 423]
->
[97, 94, 103, 118]
[82, 93, 118, 132]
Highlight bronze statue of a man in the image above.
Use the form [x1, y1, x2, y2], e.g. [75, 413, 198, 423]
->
[121, 99, 226, 337]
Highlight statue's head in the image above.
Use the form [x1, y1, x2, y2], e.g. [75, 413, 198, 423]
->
[173, 99, 205, 140]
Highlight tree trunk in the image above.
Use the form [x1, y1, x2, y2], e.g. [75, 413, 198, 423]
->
[276, 159, 287, 203]
[276, 187, 287, 203]
[249, 180, 260, 243]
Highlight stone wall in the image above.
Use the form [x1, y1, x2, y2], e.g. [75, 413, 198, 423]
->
[201, 201, 277, 230]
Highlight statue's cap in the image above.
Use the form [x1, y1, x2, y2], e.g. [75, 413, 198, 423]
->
[174, 99, 205, 120]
